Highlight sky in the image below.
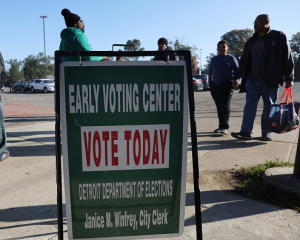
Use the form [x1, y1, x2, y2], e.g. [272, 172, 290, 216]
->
[1, 0, 300, 69]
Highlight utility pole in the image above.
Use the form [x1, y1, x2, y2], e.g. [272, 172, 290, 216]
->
[40, 16, 47, 78]
[199, 49, 202, 74]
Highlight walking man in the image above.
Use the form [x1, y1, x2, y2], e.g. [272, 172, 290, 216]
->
[231, 14, 294, 141]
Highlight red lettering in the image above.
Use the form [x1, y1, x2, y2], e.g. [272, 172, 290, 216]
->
[93, 131, 101, 167]
[102, 131, 109, 166]
[160, 129, 167, 164]
[143, 130, 150, 164]
[152, 130, 159, 164]
[133, 130, 141, 165]
[124, 131, 131, 165]
[84, 132, 91, 167]
[111, 131, 118, 166]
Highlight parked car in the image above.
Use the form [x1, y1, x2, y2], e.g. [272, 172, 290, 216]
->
[12, 81, 31, 92]
[192, 78, 203, 91]
[193, 74, 210, 91]
[30, 79, 55, 93]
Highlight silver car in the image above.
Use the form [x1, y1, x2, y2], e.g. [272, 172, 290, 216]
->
[192, 77, 203, 91]
[193, 74, 210, 91]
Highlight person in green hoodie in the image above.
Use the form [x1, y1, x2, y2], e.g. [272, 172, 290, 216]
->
[59, 8, 107, 62]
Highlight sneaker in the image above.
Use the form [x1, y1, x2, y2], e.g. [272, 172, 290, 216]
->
[214, 128, 222, 133]
[231, 131, 252, 140]
[262, 133, 272, 141]
[0, 150, 10, 162]
[220, 129, 228, 135]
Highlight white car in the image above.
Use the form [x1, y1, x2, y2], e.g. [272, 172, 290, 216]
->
[30, 79, 55, 93]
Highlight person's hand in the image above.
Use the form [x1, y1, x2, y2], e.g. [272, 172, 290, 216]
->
[285, 81, 293, 88]
[101, 56, 108, 61]
[232, 80, 239, 88]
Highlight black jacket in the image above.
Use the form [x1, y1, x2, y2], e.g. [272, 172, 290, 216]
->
[153, 47, 176, 62]
[234, 28, 294, 92]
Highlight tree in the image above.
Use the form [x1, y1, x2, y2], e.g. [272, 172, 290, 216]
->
[290, 32, 300, 80]
[169, 38, 199, 74]
[202, 29, 253, 75]
[23, 53, 54, 80]
[5, 59, 23, 85]
[46, 56, 55, 77]
[221, 28, 254, 61]
[290, 32, 300, 59]
[124, 39, 145, 61]
[169, 39, 198, 59]
[202, 53, 216, 74]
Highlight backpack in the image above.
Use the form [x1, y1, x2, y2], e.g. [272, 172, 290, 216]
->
[0, 52, 7, 83]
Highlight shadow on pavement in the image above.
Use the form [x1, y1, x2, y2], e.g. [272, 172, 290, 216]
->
[7, 136, 55, 144]
[8, 130, 55, 138]
[184, 191, 281, 226]
[5, 129, 56, 156]
[0, 204, 65, 223]
[187, 136, 267, 152]
[0, 192, 282, 236]
[5, 116, 55, 123]
[5, 130, 56, 156]
[8, 144, 55, 157]
[4, 231, 67, 240]
[0, 204, 67, 240]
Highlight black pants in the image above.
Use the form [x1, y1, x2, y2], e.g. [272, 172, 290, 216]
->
[210, 81, 234, 129]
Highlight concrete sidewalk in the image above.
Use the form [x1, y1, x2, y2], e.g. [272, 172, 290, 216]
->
[0, 118, 299, 239]
[185, 123, 300, 240]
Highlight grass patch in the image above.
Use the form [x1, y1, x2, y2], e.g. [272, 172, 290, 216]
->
[234, 159, 300, 211]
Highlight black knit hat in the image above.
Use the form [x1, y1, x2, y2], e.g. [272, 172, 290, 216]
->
[158, 38, 168, 46]
[61, 9, 80, 27]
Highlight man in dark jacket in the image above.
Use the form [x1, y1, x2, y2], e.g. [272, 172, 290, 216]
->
[0, 52, 10, 162]
[231, 14, 294, 141]
[153, 38, 176, 62]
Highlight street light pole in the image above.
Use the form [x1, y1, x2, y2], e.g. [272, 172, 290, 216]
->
[199, 49, 202, 74]
[40, 16, 47, 78]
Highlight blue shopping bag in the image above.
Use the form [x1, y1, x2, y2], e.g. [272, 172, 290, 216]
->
[268, 87, 300, 133]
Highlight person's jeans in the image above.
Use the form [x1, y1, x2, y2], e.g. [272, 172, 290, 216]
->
[241, 80, 279, 134]
[210, 81, 234, 129]
[0, 94, 7, 153]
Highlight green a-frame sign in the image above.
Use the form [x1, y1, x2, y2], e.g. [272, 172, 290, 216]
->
[55, 50, 202, 240]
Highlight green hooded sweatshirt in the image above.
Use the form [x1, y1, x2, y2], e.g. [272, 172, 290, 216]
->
[59, 27, 104, 62]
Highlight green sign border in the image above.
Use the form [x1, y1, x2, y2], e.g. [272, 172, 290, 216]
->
[60, 61, 188, 239]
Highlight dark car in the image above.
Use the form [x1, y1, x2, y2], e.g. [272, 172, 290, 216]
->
[193, 74, 210, 91]
[12, 81, 31, 92]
